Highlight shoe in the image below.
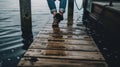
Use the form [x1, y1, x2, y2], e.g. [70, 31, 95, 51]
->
[52, 13, 62, 27]
[52, 18, 60, 27]
[54, 13, 63, 21]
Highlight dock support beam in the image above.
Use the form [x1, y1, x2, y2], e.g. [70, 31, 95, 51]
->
[83, 0, 89, 25]
[67, 0, 74, 25]
[19, 0, 33, 49]
[109, 0, 113, 6]
[83, 0, 88, 19]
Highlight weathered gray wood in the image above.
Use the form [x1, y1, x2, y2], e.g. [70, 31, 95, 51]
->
[18, 58, 107, 67]
[18, 2, 108, 66]
[68, 0, 74, 25]
[19, 0, 32, 22]
[24, 49, 104, 61]
[19, 0, 33, 48]
[19, 0, 32, 30]
[34, 38, 95, 46]
[109, 0, 113, 6]
[39, 30, 87, 35]
[36, 34, 91, 40]
[30, 41, 99, 51]
[36, 34, 92, 40]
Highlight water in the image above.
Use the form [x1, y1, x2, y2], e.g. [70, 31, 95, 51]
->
[0, 0, 23, 67]
[0, 0, 83, 67]
[0, 0, 50, 67]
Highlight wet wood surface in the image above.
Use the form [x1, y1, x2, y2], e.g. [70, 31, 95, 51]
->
[18, 19, 107, 67]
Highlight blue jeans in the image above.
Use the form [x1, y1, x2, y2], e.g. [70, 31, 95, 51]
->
[47, 0, 67, 13]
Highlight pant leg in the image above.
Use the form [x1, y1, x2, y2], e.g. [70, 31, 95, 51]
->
[59, 0, 67, 13]
[47, 0, 57, 13]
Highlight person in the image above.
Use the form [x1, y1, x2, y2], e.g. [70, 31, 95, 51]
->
[47, 0, 67, 26]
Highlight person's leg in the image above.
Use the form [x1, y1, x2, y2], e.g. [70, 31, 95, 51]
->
[47, 0, 57, 16]
[47, 0, 59, 26]
[59, 0, 67, 20]
[59, 0, 67, 13]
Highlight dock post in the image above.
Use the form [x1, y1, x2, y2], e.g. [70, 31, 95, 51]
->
[67, 0, 74, 25]
[109, 0, 113, 6]
[83, 0, 88, 19]
[19, 0, 33, 49]
[82, 0, 89, 25]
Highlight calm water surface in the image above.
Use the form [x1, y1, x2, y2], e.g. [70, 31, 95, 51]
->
[0, 0, 51, 67]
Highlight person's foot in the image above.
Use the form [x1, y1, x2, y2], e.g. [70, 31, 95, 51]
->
[54, 13, 63, 20]
[59, 11, 64, 20]
[52, 13, 62, 27]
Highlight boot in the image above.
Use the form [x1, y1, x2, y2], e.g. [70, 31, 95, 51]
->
[52, 13, 63, 27]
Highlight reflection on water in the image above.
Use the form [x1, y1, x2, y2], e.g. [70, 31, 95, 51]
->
[52, 26, 63, 38]
[45, 25, 66, 56]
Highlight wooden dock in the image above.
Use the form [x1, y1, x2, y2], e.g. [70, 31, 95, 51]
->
[17, 18, 107, 67]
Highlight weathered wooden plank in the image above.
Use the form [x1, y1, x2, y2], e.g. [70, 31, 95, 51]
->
[36, 35, 92, 41]
[30, 41, 99, 51]
[18, 58, 107, 67]
[46, 23, 84, 28]
[39, 30, 87, 36]
[66, 40, 95, 45]
[39, 28, 86, 33]
[39, 28, 87, 36]
[42, 25, 86, 30]
[40, 26, 86, 32]
[37, 34, 91, 40]
[42, 23, 85, 28]
[36, 33, 91, 39]
[34, 38, 95, 46]
[24, 49, 104, 61]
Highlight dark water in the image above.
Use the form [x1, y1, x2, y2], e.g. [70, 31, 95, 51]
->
[0, 0, 83, 67]
[0, 0, 50, 67]
[0, 0, 23, 67]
